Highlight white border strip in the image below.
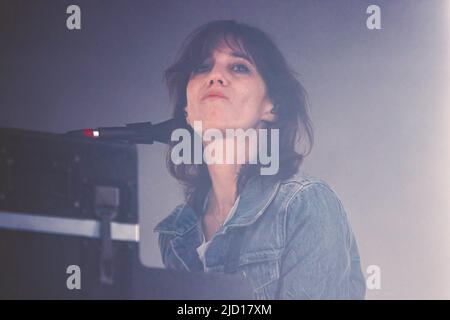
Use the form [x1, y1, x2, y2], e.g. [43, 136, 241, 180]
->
[0, 211, 139, 242]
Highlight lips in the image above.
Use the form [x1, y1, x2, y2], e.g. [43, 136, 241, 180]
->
[202, 91, 228, 101]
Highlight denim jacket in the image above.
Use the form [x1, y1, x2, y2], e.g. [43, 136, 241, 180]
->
[153, 172, 366, 299]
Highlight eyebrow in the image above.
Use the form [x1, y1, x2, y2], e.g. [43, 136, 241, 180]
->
[229, 51, 254, 65]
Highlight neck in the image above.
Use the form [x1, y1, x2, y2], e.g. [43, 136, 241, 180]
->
[202, 133, 257, 219]
[206, 163, 240, 220]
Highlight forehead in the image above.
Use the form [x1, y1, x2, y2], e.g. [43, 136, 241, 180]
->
[207, 40, 254, 64]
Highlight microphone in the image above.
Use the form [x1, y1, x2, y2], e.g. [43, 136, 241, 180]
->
[65, 118, 184, 145]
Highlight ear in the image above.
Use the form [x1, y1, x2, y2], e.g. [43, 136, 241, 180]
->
[183, 105, 192, 127]
[260, 98, 276, 123]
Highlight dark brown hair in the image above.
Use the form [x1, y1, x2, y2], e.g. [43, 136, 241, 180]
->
[164, 20, 313, 213]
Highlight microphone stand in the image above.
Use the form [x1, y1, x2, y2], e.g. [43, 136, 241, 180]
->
[65, 118, 183, 145]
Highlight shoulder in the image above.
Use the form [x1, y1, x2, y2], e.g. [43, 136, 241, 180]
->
[278, 170, 337, 195]
[278, 170, 343, 205]
[153, 202, 190, 235]
[278, 171, 350, 242]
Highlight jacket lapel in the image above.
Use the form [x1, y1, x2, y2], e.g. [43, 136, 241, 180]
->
[154, 176, 281, 272]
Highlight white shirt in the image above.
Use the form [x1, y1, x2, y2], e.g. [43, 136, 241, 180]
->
[196, 191, 240, 271]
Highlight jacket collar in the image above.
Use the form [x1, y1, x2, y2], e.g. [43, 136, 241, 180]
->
[154, 175, 281, 236]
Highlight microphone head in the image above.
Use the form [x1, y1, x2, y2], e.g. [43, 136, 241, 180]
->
[151, 118, 185, 144]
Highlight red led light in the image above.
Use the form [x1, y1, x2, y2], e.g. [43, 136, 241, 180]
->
[82, 129, 94, 137]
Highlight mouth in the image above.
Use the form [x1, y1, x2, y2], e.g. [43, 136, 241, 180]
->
[203, 94, 228, 100]
[202, 91, 228, 101]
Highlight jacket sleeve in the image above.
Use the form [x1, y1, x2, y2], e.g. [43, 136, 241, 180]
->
[158, 231, 171, 268]
[276, 182, 366, 299]
[157, 231, 185, 271]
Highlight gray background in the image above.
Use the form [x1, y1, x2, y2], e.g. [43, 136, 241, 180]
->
[1, 0, 449, 299]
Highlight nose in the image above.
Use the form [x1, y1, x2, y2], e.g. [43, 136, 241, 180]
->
[209, 79, 224, 85]
[206, 64, 229, 86]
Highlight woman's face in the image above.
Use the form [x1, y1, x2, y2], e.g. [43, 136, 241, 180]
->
[185, 42, 275, 133]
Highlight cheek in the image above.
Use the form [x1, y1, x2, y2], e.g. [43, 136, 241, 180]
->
[185, 81, 201, 116]
[237, 85, 267, 115]
[185, 81, 197, 105]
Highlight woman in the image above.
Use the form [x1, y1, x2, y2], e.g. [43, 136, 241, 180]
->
[154, 20, 366, 299]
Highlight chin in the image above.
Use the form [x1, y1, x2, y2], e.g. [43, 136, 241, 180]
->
[190, 118, 252, 132]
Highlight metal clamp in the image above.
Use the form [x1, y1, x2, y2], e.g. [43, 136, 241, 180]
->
[95, 185, 120, 285]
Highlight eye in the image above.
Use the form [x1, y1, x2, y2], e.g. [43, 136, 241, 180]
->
[192, 62, 211, 74]
[231, 63, 250, 74]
